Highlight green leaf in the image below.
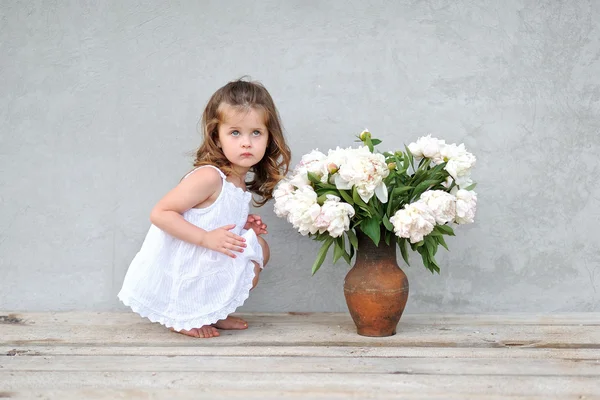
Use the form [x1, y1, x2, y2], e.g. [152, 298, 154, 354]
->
[339, 190, 354, 205]
[312, 234, 328, 242]
[430, 257, 441, 274]
[436, 224, 456, 236]
[333, 237, 345, 264]
[371, 139, 382, 146]
[386, 201, 394, 219]
[398, 238, 410, 266]
[382, 215, 394, 231]
[404, 145, 415, 170]
[417, 157, 432, 170]
[464, 182, 477, 191]
[430, 162, 447, 174]
[307, 172, 321, 184]
[424, 253, 441, 274]
[320, 183, 337, 190]
[391, 186, 413, 196]
[425, 237, 436, 259]
[341, 246, 352, 264]
[315, 189, 341, 198]
[401, 154, 409, 172]
[437, 234, 449, 251]
[417, 242, 441, 274]
[346, 229, 358, 250]
[334, 235, 352, 265]
[412, 179, 440, 200]
[387, 186, 411, 215]
[361, 217, 381, 246]
[341, 251, 351, 264]
[311, 237, 334, 275]
[416, 246, 433, 274]
[352, 187, 369, 209]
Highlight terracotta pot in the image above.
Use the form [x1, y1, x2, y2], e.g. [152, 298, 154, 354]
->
[343, 230, 409, 337]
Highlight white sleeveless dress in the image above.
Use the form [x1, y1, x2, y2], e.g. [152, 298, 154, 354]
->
[118, 165, 264, 331]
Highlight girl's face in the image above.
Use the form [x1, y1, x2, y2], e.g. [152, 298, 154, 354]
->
[217, 104, 269, 174]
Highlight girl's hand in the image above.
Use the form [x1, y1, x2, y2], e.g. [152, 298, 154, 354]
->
[244, 214, 268, 235]
[201, 224, 247, 258]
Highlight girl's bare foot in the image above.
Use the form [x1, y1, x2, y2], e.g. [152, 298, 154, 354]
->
[170, 325, 220, 338]
[211, 315, 248, 330]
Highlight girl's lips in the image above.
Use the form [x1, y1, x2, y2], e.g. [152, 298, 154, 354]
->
[241, 153, 253, 157]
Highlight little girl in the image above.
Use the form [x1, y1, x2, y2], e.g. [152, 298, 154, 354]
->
[118, 79, 291, 338]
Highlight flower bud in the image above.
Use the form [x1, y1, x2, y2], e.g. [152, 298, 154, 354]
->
[327, 163, 339, 175]
[359, 129, 371, 141]
[387, 162, 397, 171]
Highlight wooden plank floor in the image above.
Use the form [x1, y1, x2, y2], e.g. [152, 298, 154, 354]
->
[1, 312, 599, 399]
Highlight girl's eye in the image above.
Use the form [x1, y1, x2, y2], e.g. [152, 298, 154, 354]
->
[231, 130, 240, 136]
[252, 130, 262, 136]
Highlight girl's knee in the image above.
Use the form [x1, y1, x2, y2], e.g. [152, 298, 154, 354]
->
[251, 262, 261, 289]
[251, 237, 269, 290]
[257, 236, 270, 266]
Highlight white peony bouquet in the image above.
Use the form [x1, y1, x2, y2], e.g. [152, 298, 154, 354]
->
[273, 130, 477, 274]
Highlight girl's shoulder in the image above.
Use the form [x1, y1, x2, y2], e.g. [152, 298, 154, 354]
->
[177, 165, 226, 196]
[182, 165, 226, 181]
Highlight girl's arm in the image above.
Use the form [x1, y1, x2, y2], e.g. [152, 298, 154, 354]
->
[149, 168, 246, 258]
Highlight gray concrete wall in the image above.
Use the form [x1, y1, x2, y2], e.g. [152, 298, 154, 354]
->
[1, 0, 599, 312]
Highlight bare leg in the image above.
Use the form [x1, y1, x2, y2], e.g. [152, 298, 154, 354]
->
[251, 236, 270, 289]
[171, 237, 271, 336]
[258, 235, 270, 266]
[215, 237, 271, 330]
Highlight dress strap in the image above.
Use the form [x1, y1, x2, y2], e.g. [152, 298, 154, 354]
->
[182, 165, 226, 180]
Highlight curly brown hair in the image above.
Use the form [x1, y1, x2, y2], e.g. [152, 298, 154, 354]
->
[193, 78, 292, 207]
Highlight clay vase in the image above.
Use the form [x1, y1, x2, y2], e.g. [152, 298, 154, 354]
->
[343, 230, 409, 337]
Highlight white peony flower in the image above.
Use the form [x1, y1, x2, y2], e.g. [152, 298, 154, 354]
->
[297, 149, 327, 172]
[408, 135, 446, 164]
[441, 176, 454, 189]
[290, 149, 328, 187]
[389, 201, 436, 243]
[286, 186, 322, 235]
[288, 171, 311, 188]
[273, 180, 295, 218]
[314, 195, 355, 238]
[453, 189, 477, 224]
[454, 176, 473, 189]
[419, 190, 456, 225]
[325, 146, 351, 173]
[441, 143, 476, 188]
[333, 146, 389, 203]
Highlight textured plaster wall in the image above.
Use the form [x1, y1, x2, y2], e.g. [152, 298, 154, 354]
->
[1, 1, 599, 312]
